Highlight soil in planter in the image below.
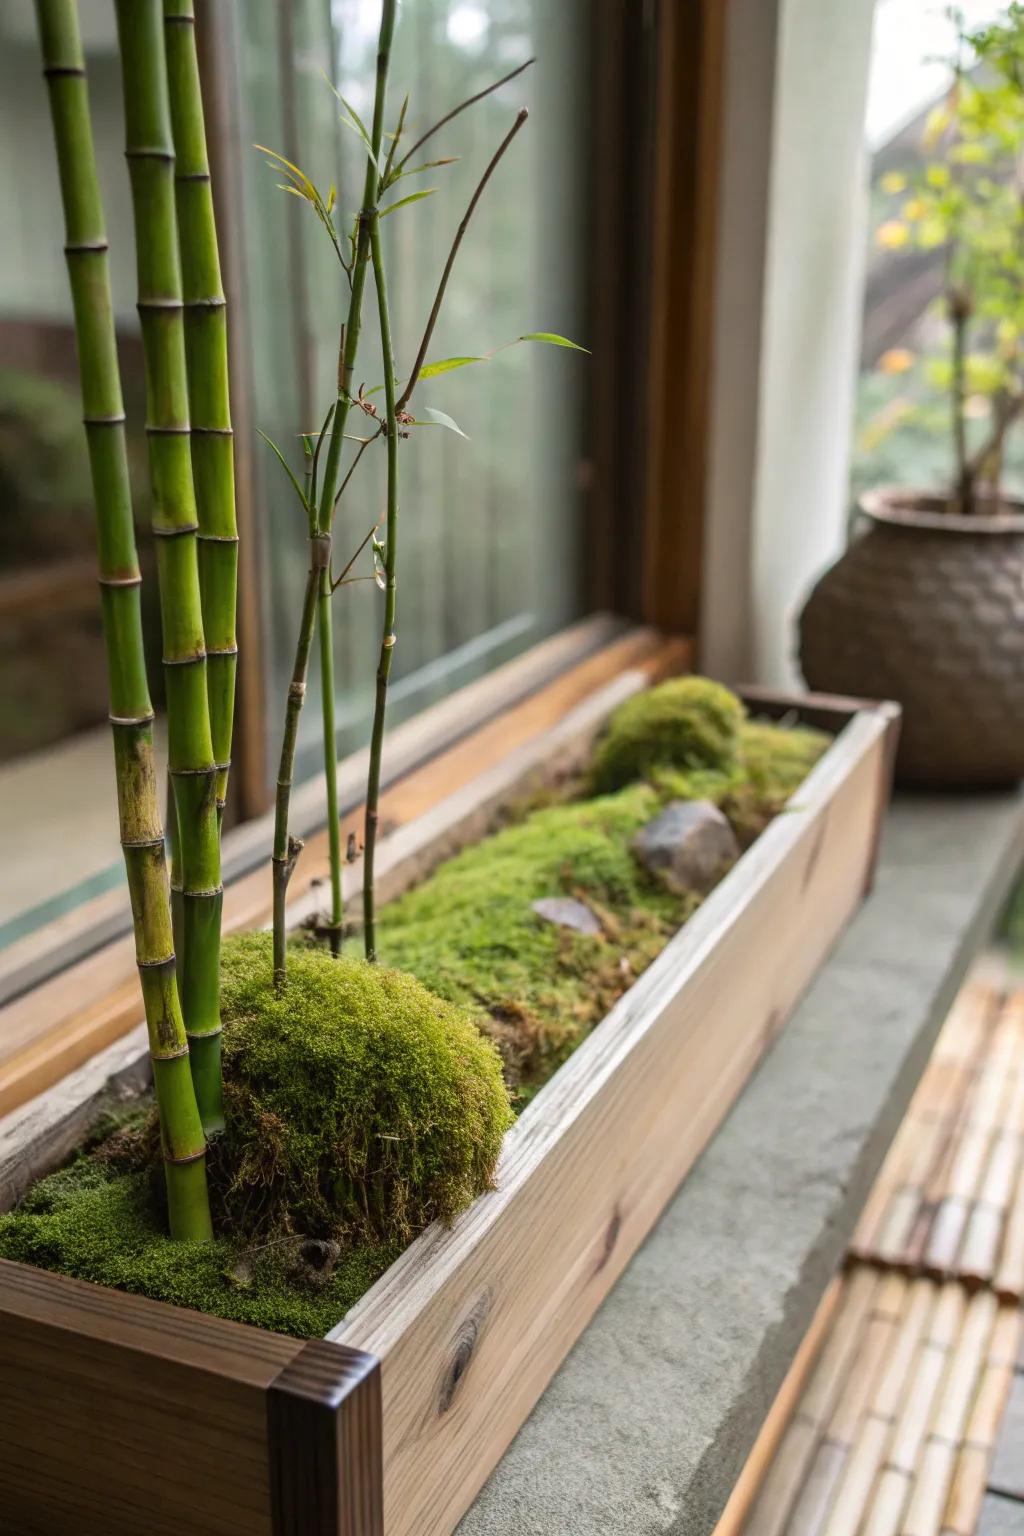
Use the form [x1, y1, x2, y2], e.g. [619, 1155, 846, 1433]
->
[0, 683, 828, 1338]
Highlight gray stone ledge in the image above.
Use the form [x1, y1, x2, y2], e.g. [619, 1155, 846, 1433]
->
[458, 791, 1024, 1536]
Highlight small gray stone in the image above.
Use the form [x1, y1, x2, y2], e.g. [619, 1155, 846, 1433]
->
[630, 799, 739, 894]
[531, 896, 603, 935]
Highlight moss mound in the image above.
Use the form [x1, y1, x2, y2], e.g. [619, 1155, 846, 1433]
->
[0, 940, 513, 1338]
[378, 784, 699, 1091]
[213, 933, 513, 1242]
[590, 677, 746, 793]
[654, 719, 831, 847]
[0, 1156, 399, 1338]
[380, 716, 830, 1094]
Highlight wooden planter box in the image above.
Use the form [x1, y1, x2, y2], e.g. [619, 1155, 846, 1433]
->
[0, 684, 899, 1536]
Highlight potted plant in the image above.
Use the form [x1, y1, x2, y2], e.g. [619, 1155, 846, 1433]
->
[800, 6, 1024, 787]
[0, 4, 899, 1534]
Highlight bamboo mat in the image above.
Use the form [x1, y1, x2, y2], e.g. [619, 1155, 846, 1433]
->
[735, 959, 1024, 1536]
[850, 974, 1024, 1297]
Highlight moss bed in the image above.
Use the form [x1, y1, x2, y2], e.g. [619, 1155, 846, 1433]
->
[0, 683, 829, 1337]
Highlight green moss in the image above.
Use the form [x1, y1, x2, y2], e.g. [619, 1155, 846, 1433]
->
[378, 783, 699, 1093]
[589, 677, 746, 794]
[213, 934, 513, 1242]
[0, 940, 511, 1338]
[0, 1157, 399, 1337]
[653, 719, 831, 847]
[0, 694, 830, 1338]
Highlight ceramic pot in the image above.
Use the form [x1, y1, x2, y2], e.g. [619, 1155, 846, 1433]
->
[799, 487, 1024, 787]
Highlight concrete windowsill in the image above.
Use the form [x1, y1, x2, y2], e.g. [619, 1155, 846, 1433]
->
[458, 791, 1024, 1536]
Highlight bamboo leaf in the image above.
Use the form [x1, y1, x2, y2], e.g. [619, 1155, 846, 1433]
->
[518, 332, 590, 351]
[320, 74, 384, 175]
[390, 156, 460, 183]
[381, 94, 410, 186]
[379, 188, 438, 217]
[257, 429, 311, 514]
[420, 406, 469, 439]
[417, 355, 486, 379]
[255, 143, 318, 202]
[338, 113, 384, 175]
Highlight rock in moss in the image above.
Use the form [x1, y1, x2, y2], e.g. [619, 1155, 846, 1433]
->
[378, 784, 696, 1091]
[631, 800, 740, 894]
[590, 677, 745, 794]
[213, 933, 513, 1243]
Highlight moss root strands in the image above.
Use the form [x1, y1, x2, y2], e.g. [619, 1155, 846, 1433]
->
[115, 0, 224, 1134]
[163, 0, 238, 819]
[34, 0, 211, 1240]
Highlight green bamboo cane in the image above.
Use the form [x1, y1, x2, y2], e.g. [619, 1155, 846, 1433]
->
[268, 0, 397, 980]
[115, 0, 224, 1134]
[163, 0, 238, 823]
[362, 109, 529, 961]
[272, 529, 327, 988]
[35, 0, 211, 1241]
[317, 560, 343, 955]
[313, 0, 398, 952]
[315, 0, 397, 536]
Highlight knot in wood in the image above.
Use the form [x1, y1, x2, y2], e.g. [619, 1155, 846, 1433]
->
[437, 1290, 492, 1415]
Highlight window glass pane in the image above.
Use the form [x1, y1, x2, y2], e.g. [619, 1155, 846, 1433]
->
[236, 0, 592, 790]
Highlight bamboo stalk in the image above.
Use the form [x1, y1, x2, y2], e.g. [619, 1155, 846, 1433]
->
[267, 1, 397, 981]
[861, 1466, 910, 1536]
[902, 1439, 956, 1536]
[162, 0, 238, 822]
[317, 563, 343, 954]
[114, 0, 223, 1134]
[362, 211, 399, 963]
[930, 1290, 997, 1442]
[903, 1292, 996, 1536]
[362, 107, 529, 960]
[886, 1339, 951, 1475]
[786, 1441, 847, 1536]
[35, 0, 210, 1240]
[314, 0, 397, 536]
[823, 1417, 891, 1536]
[714, 1279, 842, 1536]
[942, 1445, 990, 1536]
[825, 1310, 898, 1448]
[296, 0, 398, 959]
[994, 1164, 1024, 1300]
[272, 536, 325, 988]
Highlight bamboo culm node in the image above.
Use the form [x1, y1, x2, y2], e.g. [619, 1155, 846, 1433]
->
[35, 0, 211, 1240]
[115, 0, 224, 1136]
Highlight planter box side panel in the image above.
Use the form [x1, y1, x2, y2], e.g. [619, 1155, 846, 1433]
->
[0, 1259, 383, 1536]
[336, 711, 893, 1536]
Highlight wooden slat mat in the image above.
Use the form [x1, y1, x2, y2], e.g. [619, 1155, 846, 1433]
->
[743, 1270, 1020, 1536]
[851, 976, 1024, 1298]
[729, 959, 1024, 1536]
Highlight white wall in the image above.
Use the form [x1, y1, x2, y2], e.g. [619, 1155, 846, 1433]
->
[701, 0, 877, 687]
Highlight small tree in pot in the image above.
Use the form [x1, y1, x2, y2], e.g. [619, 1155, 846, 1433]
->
[800, 5, 1024, 787]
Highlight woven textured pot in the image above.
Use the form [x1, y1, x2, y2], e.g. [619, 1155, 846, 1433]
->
[799, 487, 1024, 787]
